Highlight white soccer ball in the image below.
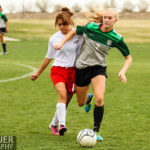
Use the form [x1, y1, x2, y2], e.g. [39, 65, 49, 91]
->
[77, 129, 97, 147]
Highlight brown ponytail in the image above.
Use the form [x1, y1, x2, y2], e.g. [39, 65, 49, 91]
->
[55, 7, 74, 26]
[61, 7, 73, 17]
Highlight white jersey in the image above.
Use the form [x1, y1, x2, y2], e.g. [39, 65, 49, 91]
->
[46, 31, 83, 67]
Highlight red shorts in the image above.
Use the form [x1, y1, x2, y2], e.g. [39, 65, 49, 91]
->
[50, 66, 76, 95]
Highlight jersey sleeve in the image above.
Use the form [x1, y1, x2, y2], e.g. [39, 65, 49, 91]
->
[76, 25, 84, 35]
[45, 39, 56, 59]
[116, 38, 130, 56]
[76, 22, 99, 35]
[2, 14, 8, 22]
[76, 35, 83, 56]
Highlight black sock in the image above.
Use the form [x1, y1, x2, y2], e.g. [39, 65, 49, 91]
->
[93, 105, 104, 132]
[2, 43, 6, 53]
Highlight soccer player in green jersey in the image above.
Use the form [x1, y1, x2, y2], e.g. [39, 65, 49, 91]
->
[0, 5, 8, 55]
[55, 8, 132, 141]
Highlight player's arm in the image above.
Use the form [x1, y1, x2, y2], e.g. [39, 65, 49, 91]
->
[3, 14, 8, 32]
[118, 55, 132, 83]
[5, 21, 8, 32]
[116, 38, 132, 83]
[54, 29, 76, 50]
[30, 58, 52, 81]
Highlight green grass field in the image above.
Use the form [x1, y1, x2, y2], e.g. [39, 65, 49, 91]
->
[0, 18, 150, 150]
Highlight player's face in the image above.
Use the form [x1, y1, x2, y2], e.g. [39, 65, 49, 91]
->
[57, 19, 70, 34]
[103, 10, 117, 29]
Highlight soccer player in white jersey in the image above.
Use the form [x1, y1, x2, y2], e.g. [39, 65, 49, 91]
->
[0, 6, 8, 55]
[30, 7, 82, 136]
[55, 8, 132, 141]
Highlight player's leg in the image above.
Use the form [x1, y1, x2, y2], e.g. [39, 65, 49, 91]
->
[91, 75, 106, 141]
[50, 94, 73, 136]
[50, 66, 76, 135]
[84, 93, 94, 112]
[57, 67, 75, 135]
[65, 67, 75, 108]
[66, 94, 73, 108]
[49, 111, 59, 135]
[55, 82, 68, 136]
[64, 94, 73, 130]
[0, 34, 7, 55]
[49, 82, 67, 135]
[75, 67, 91, 107]
[0, 33, 2, 55]
[76, 85, 90, 107]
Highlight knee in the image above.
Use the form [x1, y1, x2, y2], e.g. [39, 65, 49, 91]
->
[61, 95, 67, 101]
[95, 96, 104, 106]
[77, 99, 85, 107]
[58, 94, 67, 103]
[78, 102, 85, 107]
[77, 94, 86, 106]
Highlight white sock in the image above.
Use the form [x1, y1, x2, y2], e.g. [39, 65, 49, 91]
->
[49, 111, 58, 127]
[56, 103, 66, 126]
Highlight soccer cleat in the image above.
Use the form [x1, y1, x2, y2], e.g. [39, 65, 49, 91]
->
[84, 94, 93, 112]
[59, 124, 67, 136]
[50, 125, 59, 135]
[95, 131, 103, 141]
[1, 52, 7, 55]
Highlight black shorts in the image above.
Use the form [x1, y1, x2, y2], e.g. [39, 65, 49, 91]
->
[75, 65, 107, 87]
[0, 28, 6, 34]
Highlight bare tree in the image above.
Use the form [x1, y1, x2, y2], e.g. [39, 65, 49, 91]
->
[72, 3, 82, 13]
[20, 0, 33, 17]
[86, 1, 94, 12]
[36, 0, 51, 13]
[137, 0, 149, 12]
[103, 1, 111, 8]
[122, 0, 134, 13]
[24, 1, 34, 12]
[21, 0, 34, 16]
[110, 0, 117, 8]
[6, 3, 16, 13]
[86, 0, 102, 12]
[53, 4, 62, 13]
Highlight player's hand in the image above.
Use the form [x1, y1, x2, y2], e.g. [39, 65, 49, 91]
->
[6, 28, 8, 33]
[30, 73, 39, 81]
[54, 44, 62, 50]
[118, 71, 127, 83]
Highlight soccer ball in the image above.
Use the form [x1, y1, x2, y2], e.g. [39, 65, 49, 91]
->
[77, 129, 97, 147]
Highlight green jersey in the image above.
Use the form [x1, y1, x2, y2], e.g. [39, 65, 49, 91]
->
[0, 12, 8, 28]
[76, 22, 130, 69]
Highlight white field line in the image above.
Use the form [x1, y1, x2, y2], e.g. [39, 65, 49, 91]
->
[5, 37, 20, 41]
[0, 63, 37, 83]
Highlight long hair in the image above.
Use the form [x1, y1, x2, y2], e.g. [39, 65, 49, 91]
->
[105, 8, 119, 19]
[55, 7, 74, 26]
[85, 6, 104, 23]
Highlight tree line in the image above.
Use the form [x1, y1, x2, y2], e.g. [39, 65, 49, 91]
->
[6, 0, 150, 13]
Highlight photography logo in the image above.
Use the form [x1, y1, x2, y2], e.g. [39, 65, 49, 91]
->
[0, 136, 16, 150]
[106, 39, 112, 46]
